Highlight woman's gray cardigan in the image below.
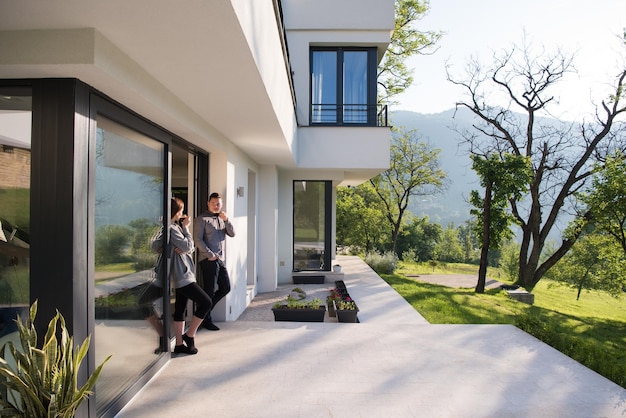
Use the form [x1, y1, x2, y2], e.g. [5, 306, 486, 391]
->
[169, 223, 196, 289]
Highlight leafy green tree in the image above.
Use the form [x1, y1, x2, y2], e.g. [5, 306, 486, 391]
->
[95, 225, 130, 265]
[577, 153, 626, 254]
[499, 240, 520, 282]
[396, 215, 442, 261]
[336, 185, 387, 253]
[457, 220, 480, 263]
[369, 128, 447, 254]
[546, 233, 626, 300]
[378, 0, 441, 103]
[470, 153, 532, 293]
[128, 218, 161, 270]
[449, 37, 626, 289]
[433, 223, 464, 262]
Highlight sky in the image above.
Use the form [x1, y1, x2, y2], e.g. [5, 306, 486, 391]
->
[392, 0, 626, 119]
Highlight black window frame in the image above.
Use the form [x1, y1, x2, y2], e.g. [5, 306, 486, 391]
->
[309, 47, 378, 126]
[292, 180, 332, 272]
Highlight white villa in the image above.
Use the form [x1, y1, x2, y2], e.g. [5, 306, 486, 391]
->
[0, 1, 394, 416]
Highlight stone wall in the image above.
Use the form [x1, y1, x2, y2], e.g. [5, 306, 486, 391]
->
[0, 146, 30, 189]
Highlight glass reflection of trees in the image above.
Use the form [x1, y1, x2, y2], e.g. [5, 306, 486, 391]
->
[293, 181, 326, 271]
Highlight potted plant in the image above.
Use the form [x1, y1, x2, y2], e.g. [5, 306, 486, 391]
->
[272, 289, 326, 322]
[0, 300, 111, 417]
[333, 298, 359, 323]
[326, 288, 341, 317]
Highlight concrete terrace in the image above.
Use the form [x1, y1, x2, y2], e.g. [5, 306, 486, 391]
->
[115, 256, 626, 417]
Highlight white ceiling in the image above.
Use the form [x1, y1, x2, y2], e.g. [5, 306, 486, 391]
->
[0, 0, 297, 167]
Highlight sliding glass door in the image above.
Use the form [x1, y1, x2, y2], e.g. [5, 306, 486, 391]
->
[93, 116, 166, 413]
[0, 88, 31, 347]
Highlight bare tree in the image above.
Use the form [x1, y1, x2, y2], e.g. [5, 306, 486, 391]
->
[448, 40, 626, 289]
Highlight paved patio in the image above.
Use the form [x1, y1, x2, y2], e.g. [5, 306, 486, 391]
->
[115, 256, 626, 417]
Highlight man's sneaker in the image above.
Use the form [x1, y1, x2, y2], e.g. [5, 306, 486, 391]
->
[202, 321, 220, 331]
[173, 344, 198, 355]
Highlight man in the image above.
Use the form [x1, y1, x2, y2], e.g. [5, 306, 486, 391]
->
[194, 192, 235, 330]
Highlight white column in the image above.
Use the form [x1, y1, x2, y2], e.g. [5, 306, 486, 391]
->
[257, 165, 279, 292]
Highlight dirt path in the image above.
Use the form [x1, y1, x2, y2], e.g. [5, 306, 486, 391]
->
[405, 273, 504, 289]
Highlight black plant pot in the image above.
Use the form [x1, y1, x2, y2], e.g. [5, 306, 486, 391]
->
[272, 305, 326, 322]
[333, 300, 359, 323]
[292, 275, 326, 284]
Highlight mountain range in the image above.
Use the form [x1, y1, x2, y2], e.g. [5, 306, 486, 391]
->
[390, 109, 480, 228]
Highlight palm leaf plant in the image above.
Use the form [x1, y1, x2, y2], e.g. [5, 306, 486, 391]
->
[0, 300, 111, 417]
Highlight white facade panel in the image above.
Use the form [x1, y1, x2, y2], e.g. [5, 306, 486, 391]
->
[297, 126, 391, 183]
[282, 0, 395, 30]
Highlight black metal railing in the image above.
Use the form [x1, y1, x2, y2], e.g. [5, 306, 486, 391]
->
[310, 104, 389, 127]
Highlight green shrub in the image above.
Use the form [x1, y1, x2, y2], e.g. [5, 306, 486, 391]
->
[95, 225, 131, 265]
[401, 248, 418, 262]
[132, 253, 157, 272]
[365, 251, 398, 274]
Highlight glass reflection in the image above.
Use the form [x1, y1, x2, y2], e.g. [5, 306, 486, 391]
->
[311, 50, 337, 124]
[343, 51, 368, 123]
[94, 117, 165, 412]
[293, 181, 326, 271]
[0, 89, 31, 350]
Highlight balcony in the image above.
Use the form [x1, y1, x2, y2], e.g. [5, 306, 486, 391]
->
[296, 120, 391, 185]
[310, 104, 389, 127]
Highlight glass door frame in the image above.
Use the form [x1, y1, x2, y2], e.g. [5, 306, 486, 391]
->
[89, 94, 173, 418]
[2, 77, 209, 417]
[292, 180, 332, 271]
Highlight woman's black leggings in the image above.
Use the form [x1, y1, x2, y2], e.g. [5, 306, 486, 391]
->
[173, 282, 212, 321]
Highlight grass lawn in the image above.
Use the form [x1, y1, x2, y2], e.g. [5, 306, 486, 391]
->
[381, 261, 626, 388]
[95, 262, 136, 282]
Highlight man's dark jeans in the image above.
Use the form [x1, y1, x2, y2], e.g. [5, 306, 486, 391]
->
[199, 258, 231, 322]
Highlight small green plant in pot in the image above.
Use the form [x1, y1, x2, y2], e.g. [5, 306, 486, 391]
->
[0, 300, 111, 417]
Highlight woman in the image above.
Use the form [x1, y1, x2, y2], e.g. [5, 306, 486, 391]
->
[169, 197, 212, 354]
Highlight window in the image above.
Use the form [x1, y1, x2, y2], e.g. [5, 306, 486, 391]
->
[310, 47, 377, 125]
[293, 181, 331, 271]
[0, 88, 31, 344]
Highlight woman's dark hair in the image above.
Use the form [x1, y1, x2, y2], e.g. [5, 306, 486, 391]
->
[171, 197, 184, 218]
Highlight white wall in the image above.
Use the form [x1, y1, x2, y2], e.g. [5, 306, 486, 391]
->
[208, 143, 260, 321]
[257, 165, 279, 292]
[282, 0, 394, 30]
[232, 0, 299, 161]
